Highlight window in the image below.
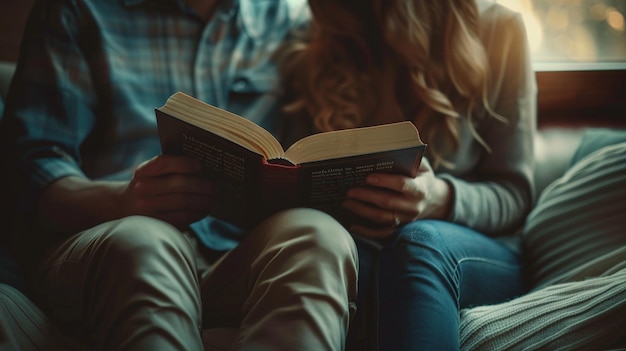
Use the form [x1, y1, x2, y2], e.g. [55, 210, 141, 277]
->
[496, 0, 625, 127]
[498, 0, 626, 70]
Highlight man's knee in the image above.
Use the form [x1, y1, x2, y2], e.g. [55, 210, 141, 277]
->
[93, 216, 194, 266]
[264, 208, 357, 261]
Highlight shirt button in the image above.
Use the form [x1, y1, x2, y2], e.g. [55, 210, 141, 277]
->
[232, 78, 248, 91]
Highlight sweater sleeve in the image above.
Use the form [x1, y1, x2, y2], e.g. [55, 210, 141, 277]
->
[439, 6, 537, 236]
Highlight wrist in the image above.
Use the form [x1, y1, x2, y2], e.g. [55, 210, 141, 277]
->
[433, 177, 454, 220]
[39, 177, 128, 232]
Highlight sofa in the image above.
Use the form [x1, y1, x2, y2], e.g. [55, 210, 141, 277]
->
[462, 133, 626, 350]
[1, 57, 626, 350]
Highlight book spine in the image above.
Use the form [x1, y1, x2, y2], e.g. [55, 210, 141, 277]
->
[258, 160, 300, 220]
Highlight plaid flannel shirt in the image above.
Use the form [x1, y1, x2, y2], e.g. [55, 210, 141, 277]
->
[2, 0, 309, 251]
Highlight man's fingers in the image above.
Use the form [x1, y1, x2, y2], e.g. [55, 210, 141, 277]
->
[135, 155, 203, 178]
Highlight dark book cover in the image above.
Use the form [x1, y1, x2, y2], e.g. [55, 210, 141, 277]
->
[157, 108, 426, 229]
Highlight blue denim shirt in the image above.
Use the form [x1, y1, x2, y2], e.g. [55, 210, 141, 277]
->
[2, 0, 309, 251]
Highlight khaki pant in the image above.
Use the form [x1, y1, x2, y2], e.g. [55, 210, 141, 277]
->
[34, 209, 358, 351]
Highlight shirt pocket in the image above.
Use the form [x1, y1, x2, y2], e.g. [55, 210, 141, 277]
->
[230, 71, 277, 95]
[227, 70, 281, 129]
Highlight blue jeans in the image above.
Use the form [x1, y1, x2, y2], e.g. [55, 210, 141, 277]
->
[350, 220, 525, 351]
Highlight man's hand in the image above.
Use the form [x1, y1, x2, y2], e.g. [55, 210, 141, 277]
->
[342, 158, 452, 239]
[123, 155, 213, 229]
[39, 155, 213, 233]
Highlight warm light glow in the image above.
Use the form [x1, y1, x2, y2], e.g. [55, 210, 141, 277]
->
[497, 0, 544, 52]
[570, 27, 597, 62]
[497, 0, 626, 63]
[523, 12, 544, 52]
[590, 4, 608, 21]
[606, 8, 625, 32]
[546, 7, 570, 31]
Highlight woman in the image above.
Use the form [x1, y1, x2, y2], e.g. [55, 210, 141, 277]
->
[278, 0, 536, 349]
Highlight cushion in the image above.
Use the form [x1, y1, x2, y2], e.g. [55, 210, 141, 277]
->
[0, 61, 16, 100]
[460, 267, 626, 351]
[0, 283, 62, 350]
[532, 128, 584, 195]
[522, 141, 626, 289]
[569, 128, 626, 167]
[458, 142, 626, 351]
[0, 244, 26, 291]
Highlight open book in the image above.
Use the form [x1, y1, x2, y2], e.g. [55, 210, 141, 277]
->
[156, 92, 427, 229]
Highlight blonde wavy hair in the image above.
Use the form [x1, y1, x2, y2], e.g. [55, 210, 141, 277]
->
[279, 0, 503, 167]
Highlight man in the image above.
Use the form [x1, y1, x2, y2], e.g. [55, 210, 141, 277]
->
[0, 0, 357, 349]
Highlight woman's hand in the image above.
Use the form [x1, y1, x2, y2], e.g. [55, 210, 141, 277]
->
[123, 155, 214, 229]
[342, 158, 453, 239]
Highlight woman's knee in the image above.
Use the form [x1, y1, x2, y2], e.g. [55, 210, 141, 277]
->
[391, 220, 449, 250]
[381, 220, 464, 272]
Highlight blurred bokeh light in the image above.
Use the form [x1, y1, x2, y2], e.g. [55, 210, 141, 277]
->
[498, 0, 626, 63]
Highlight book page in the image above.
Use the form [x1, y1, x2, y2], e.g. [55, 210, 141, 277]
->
[284, 121, 424, 164]
[158, 92, 285, 160]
